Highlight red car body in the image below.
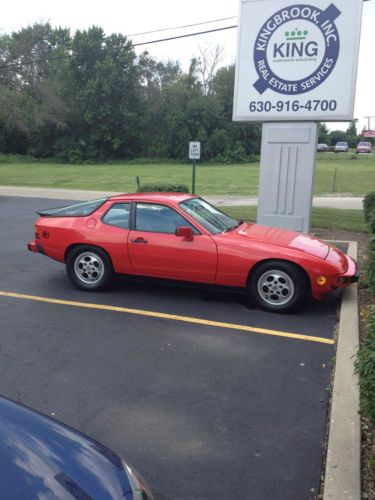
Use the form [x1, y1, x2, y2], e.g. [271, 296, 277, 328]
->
[28, 193, 358, 312]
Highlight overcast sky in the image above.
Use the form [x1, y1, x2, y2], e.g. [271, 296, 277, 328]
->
[1, 0, 374, 132]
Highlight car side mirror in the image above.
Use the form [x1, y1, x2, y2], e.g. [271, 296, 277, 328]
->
[176, 226, 194, 241]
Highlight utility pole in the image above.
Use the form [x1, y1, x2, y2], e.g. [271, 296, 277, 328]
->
[364, 116, 375, 130]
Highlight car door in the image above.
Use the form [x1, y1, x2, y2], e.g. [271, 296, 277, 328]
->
[128, 202, 218, 282]
[99, 202, 133, 274]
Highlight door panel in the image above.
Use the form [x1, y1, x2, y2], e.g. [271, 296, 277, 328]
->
[128, 231, 217, 282]
[128, 202, 217, 282]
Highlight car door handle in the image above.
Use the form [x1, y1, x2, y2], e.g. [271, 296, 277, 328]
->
[131, 237, 148, 243]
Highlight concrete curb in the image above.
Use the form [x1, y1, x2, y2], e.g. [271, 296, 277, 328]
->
[323, 241, 360, 500]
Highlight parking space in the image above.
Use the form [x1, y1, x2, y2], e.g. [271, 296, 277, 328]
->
[0, 196, 340, 499]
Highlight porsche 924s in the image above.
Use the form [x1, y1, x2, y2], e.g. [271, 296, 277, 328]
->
[28, 193, 358, 312]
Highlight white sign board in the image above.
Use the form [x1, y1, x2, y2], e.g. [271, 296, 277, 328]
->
[233, 0, 363, 122]
[189, 142, 201, 160]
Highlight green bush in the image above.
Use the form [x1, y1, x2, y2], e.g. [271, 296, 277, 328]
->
[138, 183, 189, 193]
[69, 148, 83, 165]
[365, 237, 375, 295]
[355, 308, 375, 426]
[368, 212, 375, 234]
[0, 153, 45, 164]
[363, 192, 375, 224]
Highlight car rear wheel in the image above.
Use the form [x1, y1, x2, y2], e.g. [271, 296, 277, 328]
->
[66, 246, 113, 291]
[249, 261, 307, 313]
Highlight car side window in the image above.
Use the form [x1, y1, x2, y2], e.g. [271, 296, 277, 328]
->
[135, 203, 199, 234]
[102, 203, 131, 229]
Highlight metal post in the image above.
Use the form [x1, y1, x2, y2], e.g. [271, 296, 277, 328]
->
[192, 159, 196, 194]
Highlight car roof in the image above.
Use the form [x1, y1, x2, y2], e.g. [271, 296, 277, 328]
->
[108, 192, 197, 203]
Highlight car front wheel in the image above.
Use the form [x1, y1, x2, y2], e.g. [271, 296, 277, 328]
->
[249, 261, 307, 313]
[66, 245, 113, 291]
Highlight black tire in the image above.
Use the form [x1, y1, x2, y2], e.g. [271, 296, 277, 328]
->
[66, 245, 113, 291]
[249, 261, 307, 313]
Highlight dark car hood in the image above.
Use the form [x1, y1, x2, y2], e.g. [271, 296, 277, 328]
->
[0, 397, 133, 499]
[229, 223, 330, 259]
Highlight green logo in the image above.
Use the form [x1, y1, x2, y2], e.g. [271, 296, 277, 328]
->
[285, 29, 308, 41]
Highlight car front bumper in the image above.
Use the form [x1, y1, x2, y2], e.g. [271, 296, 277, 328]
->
[339, 256, 359, 285]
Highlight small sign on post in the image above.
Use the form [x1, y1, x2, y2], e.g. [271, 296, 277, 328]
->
[189, 142, 200, 194]
[189, 142, 200, 160]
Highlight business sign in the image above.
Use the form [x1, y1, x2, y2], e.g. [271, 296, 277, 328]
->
[363, 130, 375, 138]
[189, 141, 201, 160]
[233, 0, 363, 121]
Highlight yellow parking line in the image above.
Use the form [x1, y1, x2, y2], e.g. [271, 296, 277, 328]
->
[0, 290, 334, 345]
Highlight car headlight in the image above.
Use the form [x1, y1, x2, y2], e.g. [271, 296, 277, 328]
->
[122, 461, 154, 500]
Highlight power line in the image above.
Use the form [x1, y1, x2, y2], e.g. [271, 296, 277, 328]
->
[132, 25, 237, 47]
[0, 24, 238, 71]
[127, 16, 237, 38]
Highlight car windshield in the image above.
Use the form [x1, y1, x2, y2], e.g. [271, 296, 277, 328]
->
[358, 142, 370, 147]
[180, 198, 239, 234]
[336, 142, 347, 146]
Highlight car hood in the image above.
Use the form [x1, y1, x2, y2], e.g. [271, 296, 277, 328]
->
[230, 223, 330, 259]
[0, 397, 133, 499]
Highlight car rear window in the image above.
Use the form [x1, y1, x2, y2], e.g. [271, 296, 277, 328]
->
[37, 198, 107, 217]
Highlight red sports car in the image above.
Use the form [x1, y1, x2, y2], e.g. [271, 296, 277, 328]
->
[28, 193, 358, 312]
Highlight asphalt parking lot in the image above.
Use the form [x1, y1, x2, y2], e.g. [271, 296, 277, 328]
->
[0, 196, 341, 499]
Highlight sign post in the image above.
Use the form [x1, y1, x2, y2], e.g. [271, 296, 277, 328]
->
[233, 0, 363, 233]
[189, 141, 201, 194]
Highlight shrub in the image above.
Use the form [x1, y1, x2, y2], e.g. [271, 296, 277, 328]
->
[138, 183, 189, 193]
[0, 153, 44, 164]
[365, 237, 375, 295]
[355, 308, 375, 426]
[68, 149, 84, 165]
[368, 212, 375, 234]
[363, 192, 375, 224]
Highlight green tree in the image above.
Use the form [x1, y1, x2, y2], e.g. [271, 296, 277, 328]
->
[318, 122, 329, 144]
[329, 129, 348, 146]
[59, 27, 142, 161]
[137, 52, 182, 158]
[213, 65, 261, 160]
[346, 120, 359, 148]
[0, 24, 72, 156]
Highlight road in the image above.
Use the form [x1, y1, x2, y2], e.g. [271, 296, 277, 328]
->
[0, 195, 341, 499]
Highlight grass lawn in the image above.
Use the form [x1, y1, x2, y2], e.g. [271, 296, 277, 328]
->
[0, 152, 374, 196]
[221, 206, 368, 233]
